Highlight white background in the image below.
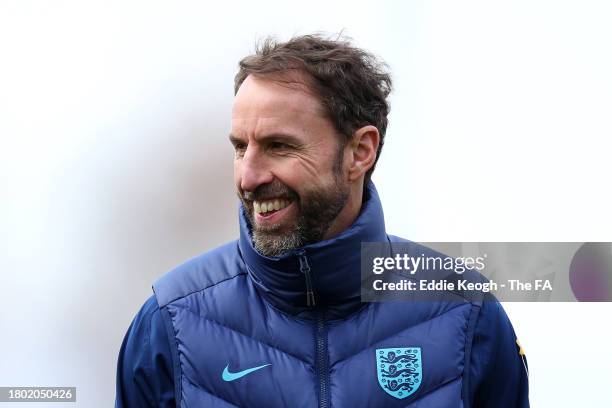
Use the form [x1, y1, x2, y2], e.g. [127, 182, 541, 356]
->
[1, 0, 611, 406]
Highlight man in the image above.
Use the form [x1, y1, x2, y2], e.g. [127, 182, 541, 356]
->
[116, 34, 529, 407]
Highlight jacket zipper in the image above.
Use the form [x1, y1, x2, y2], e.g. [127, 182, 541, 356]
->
[298, 252, 316, 307]
[297, 252, 329, 407]
[316, 312, 329, 408]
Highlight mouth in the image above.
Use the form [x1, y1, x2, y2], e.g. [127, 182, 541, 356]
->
[253, 197, 296, 225]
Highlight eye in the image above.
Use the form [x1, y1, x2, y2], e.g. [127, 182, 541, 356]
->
[269, 142, 290, 151]
[233, 142, 247, 157]
[234, 142, 247, 150]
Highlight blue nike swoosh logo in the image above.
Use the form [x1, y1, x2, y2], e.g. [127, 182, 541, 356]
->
[222, 363, 271, 382]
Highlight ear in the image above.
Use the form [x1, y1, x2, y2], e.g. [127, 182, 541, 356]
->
[346, 125, 380, 181]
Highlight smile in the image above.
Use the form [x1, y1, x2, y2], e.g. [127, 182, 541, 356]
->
[252, 198, 297, 225]
[254, 198, 291, 215]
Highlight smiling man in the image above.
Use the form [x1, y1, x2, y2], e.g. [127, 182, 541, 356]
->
[231, 71, 369, 260]
[116, 35, 529, 407]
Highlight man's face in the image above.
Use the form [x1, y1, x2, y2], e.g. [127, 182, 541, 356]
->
[230, 74, 350, 256]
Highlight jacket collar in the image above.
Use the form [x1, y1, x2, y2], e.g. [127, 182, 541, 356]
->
[238, 181, 387, 318]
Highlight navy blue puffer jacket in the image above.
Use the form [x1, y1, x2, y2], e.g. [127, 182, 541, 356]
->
[116, 183, 529, 407]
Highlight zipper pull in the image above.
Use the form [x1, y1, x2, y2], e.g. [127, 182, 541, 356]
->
[298, 252, 316, 307]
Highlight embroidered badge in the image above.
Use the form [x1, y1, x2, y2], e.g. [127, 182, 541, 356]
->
[376, 347, 422, 399]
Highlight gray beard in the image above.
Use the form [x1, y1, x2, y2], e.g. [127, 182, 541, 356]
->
[245, 179, 349, 257]
[251, 223, 306, 257]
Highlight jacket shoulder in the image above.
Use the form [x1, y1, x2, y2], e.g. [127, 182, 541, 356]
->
[152, 240, 245, 308]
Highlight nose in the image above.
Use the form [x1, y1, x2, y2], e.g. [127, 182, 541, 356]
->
[237, 146, 274, 192]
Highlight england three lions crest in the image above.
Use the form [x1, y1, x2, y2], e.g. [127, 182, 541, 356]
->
[376, 347, 422, 400]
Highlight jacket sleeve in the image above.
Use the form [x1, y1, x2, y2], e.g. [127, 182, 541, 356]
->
[115, 295, 176, 408]
[468, 298, 530, 407]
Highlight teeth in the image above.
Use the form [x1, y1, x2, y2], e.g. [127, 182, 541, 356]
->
[254, 198, 290, 214]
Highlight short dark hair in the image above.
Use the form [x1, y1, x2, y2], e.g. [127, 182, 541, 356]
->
[234, 34, 392, 180]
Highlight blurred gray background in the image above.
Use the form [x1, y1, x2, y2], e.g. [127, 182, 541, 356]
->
[1, 1, 611, 406]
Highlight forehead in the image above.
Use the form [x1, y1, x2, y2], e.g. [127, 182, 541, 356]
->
[231, 74, 329, 136]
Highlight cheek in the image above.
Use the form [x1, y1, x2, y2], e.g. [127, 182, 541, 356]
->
[276, 162, 324, 191]
[294, 154, 327, 177]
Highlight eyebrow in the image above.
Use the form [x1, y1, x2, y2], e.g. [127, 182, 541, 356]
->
[228, 133, 303, 146]
[228, 134, 244, 146]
